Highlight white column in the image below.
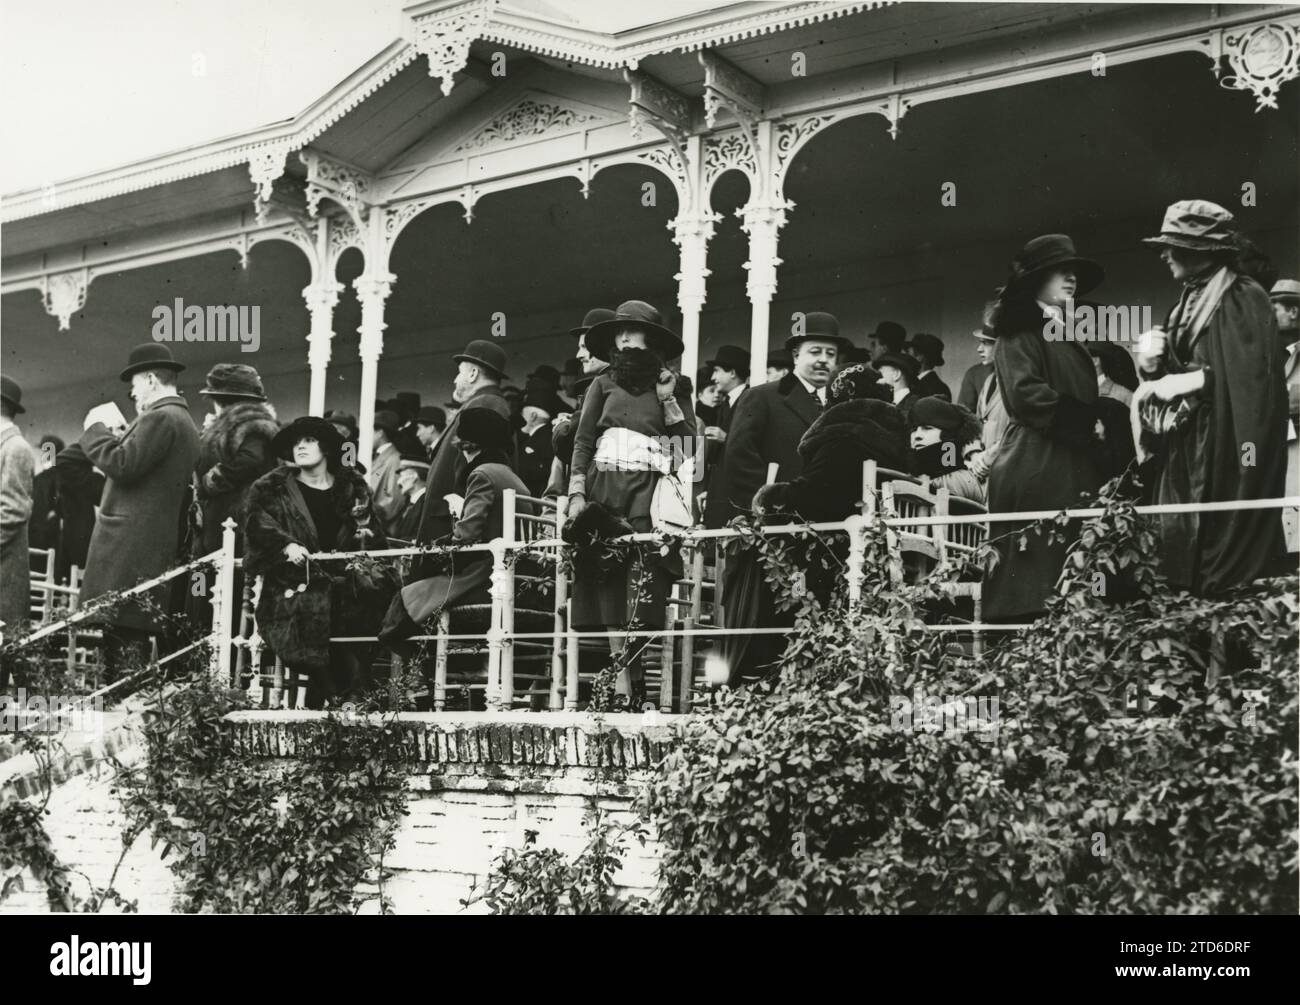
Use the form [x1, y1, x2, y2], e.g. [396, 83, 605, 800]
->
[303, 281, 342, 416]
[739, 198, 787, 387]
[673, 209, 716, 383]
[354, 272, 394, 473]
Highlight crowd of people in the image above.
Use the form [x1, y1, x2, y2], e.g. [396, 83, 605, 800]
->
[1, 199, 1297, 704]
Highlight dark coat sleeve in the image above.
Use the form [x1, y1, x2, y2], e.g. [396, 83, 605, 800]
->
[452, 469, 495, 545]
[995, 332, 1095, 447]
[81, 412, 174, 486]
[242, 477, 298, 579]
[567, 376, 608, 498]
[721, 388, 770, 519]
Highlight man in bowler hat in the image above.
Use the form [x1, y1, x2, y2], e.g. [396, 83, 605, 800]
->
[79, 343, 201, 678]
[701, 345, 750, 529]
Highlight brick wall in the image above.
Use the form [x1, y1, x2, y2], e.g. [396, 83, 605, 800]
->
[2, 711, 679, 914]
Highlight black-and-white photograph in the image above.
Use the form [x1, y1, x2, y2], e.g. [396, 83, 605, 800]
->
[0, 0, 1296, 954]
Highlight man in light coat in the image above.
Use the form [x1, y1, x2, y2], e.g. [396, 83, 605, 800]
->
[1273, 279, 1300, 551]
[1, 375, 35, 657]
[369, 409, 404, 535]
[79, 344, 201, 677]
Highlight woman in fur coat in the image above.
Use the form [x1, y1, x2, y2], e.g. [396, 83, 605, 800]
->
[193, 364, 279, 555]
[244, 417, 396, 709]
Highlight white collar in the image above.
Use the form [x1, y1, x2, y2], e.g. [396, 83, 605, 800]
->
[376, 441, 393, 456]
[727, 383, 747, 406]
[409, 486, 425, 502]
[795, 374, 825, 403]
[892, 386, 910, 405]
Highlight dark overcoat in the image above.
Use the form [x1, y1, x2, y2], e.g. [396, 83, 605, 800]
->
[703, 386, 748, 528]
[1143, 272, 1286, 592]
[193, 401, 278, 554]
[399, 459, 530, 624]
[915, 371, 953, 402]
[0, 425, 34, 634]
[416, 385, 513, 544]
[79, 395, 201, 631]
[243, 464, 395, 671]
[983, 316, 1102, 619]
[53, 444, 104, 581]
[717, 373, 821, 524]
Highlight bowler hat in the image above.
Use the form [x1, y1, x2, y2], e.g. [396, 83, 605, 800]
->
[1270, 279, 1300, 303]
[766, 348, 793, 370]
[869, 321, 907, 351]
[453, 339, 509, 380]
[416, 405, 446, 428]
[908, 332, 946, 367]
[324, 409, 358, 438]
[1143, 200, 1239, 253]
[585, 301, 684, 363]
[705, 345, 750, 373]
[527, 364, 561, 387]
[397, 452, 430, 473]
[0, 375, 25, 414]
[374, 409, 401, 436]
[455, 407, 512, 452]
[393, 391, 422, 417]
[562, 357, 583, 377]
[198, 363, 266, 401]
[876, 351, 919, 385]
[120, 342, 186, 382]
[1004, 234, 1104, 298]
[570, 307, 617, 339]
[272, 416, 344, 463]
[784, 311, 855, 355]
[523, 387, 565, 416]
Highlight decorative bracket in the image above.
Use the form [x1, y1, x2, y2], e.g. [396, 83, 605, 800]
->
[42, 270, 91, 331]
[412, 0, 497, 97]
[248, 142, 294, 223]
[625, 67, 694, 203]
[1219, 22, 1300, 112]
[299, 150, 375, 228]
[699, 50, 764, 156]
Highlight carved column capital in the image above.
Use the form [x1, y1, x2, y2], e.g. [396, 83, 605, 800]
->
[355, 272, 395, 361]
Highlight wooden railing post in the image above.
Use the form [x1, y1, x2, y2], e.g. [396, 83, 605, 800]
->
[209, 518, 238, 684]
[550, 495, 568, 711]
[486, 538, 510, 710]
[844, 513, 867, 613]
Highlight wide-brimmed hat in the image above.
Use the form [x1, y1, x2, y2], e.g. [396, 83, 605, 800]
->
[1142, 200, 1239, 253]
[908, 333, 945, 367]
[272, 416, 344, 462]
[1004, 234, 1104, 298]
[868, 321, 907, 351]
[585, 301, 684, 362]
[120, 342, 186, 382]
[1270, 279, 1300, 303]
[0, 375, 25, 414]
[569, 307, 617, 339]
[373, 409, 401, 436]
[909, 396, 981, 445]
[453, 339, 509, 380]
[455, 407, 512, 452]
[875, 351, 919, 384]
[970, 324, 996, 343]
[767, 348, 793, 370]
[784, 311, 855, 355]
[705, 345, 750, 373]
[198, 363, 266, 400]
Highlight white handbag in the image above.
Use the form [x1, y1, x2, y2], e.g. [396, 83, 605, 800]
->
[650, 455, 695, 532]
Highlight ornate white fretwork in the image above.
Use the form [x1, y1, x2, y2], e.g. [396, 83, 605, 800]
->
[42, 271, 91, 331]
[454, 98, 600, 152]
[248, 143, 294, 222]
[625, 68, 692, 146]
[1220, 22, 1300, 111]
[738, 199, 792, 306]
[328, 216, 363, 264]
[634, 146, 690, 204]
[300, 150, 373, 227]
[772, 113, 839, 192]
[698, 49, 763, 175]
[413, 0, 497, 97]
[704, 130, 759, 193]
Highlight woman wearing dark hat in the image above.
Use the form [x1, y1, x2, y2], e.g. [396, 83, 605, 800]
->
[907, 333, 952, 401]
[875, 351, 922, 419]
[754, 362, 908, 522]
[192, 363, 279, 557]
[907, 396, 986, 504]
[565, 300, 694, 707]
[379, 407, 529, 651]
[517, 385, 563, 497]
[1132, 200, 1287, 593]
[982, 234, 1105, 621]
[243, 416, 395, 709]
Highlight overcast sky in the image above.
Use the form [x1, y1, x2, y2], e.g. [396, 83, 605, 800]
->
[0, 0, 720, 195]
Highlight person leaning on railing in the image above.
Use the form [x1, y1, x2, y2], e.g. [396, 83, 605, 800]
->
[242, 416, 397, 710]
